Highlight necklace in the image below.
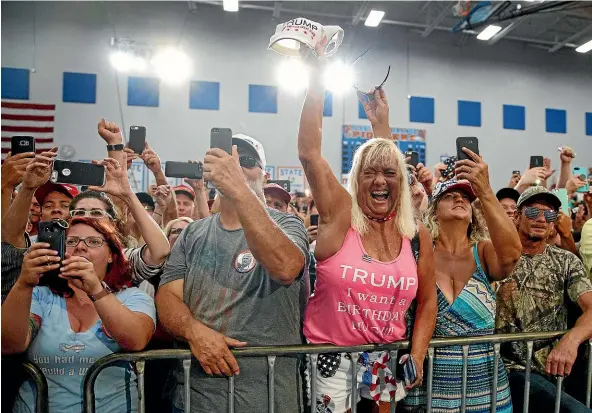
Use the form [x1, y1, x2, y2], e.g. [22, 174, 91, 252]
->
[366, 211, 396, 223]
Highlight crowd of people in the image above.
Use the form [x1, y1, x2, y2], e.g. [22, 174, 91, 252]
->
[2, 61, 592, 413]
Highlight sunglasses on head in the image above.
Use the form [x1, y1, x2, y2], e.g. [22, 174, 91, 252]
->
[524, 206, 558, 223]
[169, 228, 184, 235]
[70, 209, 113, 219]
[239, 156, 262, 169]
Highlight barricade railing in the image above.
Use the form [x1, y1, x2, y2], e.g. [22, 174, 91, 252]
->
[80, 331, 591, 413]
[20, 361, 50, 413]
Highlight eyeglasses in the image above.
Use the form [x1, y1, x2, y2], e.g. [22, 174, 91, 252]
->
[524, 206, 558, 223]
[169, 228, 184, 236]
[239, 156, 262, 169]
[65, 236, 106, 248]
[70, 209, 113, 219]
[144, 205, 154, 212]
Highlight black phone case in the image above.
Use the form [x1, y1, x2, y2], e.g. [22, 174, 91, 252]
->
[129, 126, 146, 155]
[310, 214, 319, 227]
[11, 136, 35, 155]
[210, 128, 233, 155]
[51, 160, 105, 186]
[37, 221, 67, 288]
[456, 137, 479, 161]
[165, 162, 203, 179]
[530, 156, 544, 168]
[405, 151, 419, 168]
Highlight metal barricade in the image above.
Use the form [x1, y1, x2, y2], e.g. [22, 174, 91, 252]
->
[82, 331, 592, 413]
[14, 361, 50, 413]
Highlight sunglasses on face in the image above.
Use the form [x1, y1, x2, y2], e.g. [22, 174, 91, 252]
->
[524, 206, 558, 223]
[70, 209, 113, 219]
[239, 156, 262, 169]
[169, 228, 184, 236]
[66, 236, 106, 248]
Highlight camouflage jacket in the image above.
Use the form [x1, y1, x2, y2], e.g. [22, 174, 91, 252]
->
[495, 245, 592, 374]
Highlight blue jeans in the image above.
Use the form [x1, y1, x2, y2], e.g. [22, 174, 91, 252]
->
[508, 371, 591, 412]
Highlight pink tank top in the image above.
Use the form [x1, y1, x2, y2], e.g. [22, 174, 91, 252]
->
[304, 227, 418, 346]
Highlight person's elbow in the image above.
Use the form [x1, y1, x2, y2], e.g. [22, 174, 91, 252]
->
[271, 252, 305, 286]
[498, 249, 522, 277]
[1, 335, 27, 355]
[118, 327, 153, 351]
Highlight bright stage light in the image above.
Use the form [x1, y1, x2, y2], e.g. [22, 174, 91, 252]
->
[151, 48, 193, 85]
[323, 61, 354, 94]
[109, 51, 135, 72]
[276, 59, 309, 94]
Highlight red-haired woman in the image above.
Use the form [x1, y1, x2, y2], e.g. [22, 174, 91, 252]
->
[2, 217, 156, 413]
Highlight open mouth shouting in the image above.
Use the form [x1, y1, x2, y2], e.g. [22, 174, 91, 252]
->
[371, 190, 390, 202]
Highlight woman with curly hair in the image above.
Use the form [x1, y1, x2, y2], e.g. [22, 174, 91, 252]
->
[400, 148, 521, 413]
[2, 217, 156, 413]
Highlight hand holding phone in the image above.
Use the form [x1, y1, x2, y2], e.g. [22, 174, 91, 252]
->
[456, 137, 479, 161]
[208, 128, 233, 189]
[37, 220, 69, 291]
[51, 160, 106, 187]
[573, 167, 590, 193]
[128, 126, 146, 155]
[310, 214, 319, 227]
[405, 151, 419, 168]
[165, 161, 203, 179]
[11, 136, 35, 155]
[529, 156, 544, 169]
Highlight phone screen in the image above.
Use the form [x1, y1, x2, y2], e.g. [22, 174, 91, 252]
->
[310, 214, 319, 227]
[129, 126, 146, 155]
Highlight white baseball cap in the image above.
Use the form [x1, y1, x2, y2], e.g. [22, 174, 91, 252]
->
[232, 133, 266, 169]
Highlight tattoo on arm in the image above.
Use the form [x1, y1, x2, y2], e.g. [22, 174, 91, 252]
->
[29, 315, 41, 342]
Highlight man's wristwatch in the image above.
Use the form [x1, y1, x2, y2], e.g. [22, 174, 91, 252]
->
[106, 143, 125, 151]
[88, 282, 113, 302]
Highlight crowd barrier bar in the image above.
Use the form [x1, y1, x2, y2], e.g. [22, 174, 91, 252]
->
[22, 361, 50, 413]
[82, 331, 592, 413]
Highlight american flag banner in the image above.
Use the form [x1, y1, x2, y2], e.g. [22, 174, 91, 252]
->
[1, 101, 56, 159]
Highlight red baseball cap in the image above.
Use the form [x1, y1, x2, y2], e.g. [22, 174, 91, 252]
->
[173, 185, 195, 201]
[34, 182, 79, 205]
[264, 183, 291, 204]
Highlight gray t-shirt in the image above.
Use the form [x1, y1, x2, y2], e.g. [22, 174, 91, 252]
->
[160, 208, 310, 413]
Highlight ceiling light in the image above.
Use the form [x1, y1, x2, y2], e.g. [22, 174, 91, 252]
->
[276, 59, 308, 94]
[323, 61, 354, 94]
[575, 39, 592, 53]
[151, 48, 192, 85]
[223, 0, 239, 12]
[365, 10, 385, 27]
[477, 25, 502, 41]
[516, 4, 522, 9]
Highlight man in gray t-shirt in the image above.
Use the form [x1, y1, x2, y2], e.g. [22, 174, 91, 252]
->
[156, 135, 309, 413]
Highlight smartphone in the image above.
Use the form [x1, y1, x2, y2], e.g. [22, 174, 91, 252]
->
[165, 161, 203, 179]
[456, 137, 479, 161]
[128, 126, 146, 155]
[37, 220, 68, 290]
[310, 214, 319, 227]
[51, 160, 105, 187]
[573, 167, 590, 193]
[512, 170, 521, 176]
[267, 180, 291, 193]
[405, 151, 419, 168]
[210, 127, 233, 154]
[552, 188, 570, 216]
[530, 156, 544, 169]
[11, 136, 35, 156]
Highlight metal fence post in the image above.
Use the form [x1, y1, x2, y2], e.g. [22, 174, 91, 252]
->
[461, 345, 469, 413]
[350, 353, 358, 413]
[135, 360, 146, 413]
[389, 350, 398, 413]
[490, 343, 500, 413]
[268, 356, 276, 413]
[183, 359, 191, 413]
[554, 376, 563, 413]
[586, 340, 592, 408]
[228, 375, 235, 413]
[523, 341, 533, 413]
[426, 347, 435, 413]
[21, 361, 49, 413]
[310, 354, 318, 411]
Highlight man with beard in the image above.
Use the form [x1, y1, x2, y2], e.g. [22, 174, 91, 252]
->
[156, 134, 310, 413]
[496, 186, 592, 412]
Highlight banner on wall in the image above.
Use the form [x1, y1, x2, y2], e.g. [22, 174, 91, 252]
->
[341, 125, 427, 185]
[265, 165, 276, 180]
[277, 166, 306, 194]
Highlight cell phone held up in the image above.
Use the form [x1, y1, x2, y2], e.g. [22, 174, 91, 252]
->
[456, 137, 479, 161]
[51, 160, 106, 187]
[165, 161, 203, 179]
[310, 214, 319, 227]
[11, 136, 35, 156]
[405, 151, 419, 168]
[129, 126, 146, 155]
[529, 156, 544, 169]
[210, 127, 233, 154]
[37, 220, 69, 291]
